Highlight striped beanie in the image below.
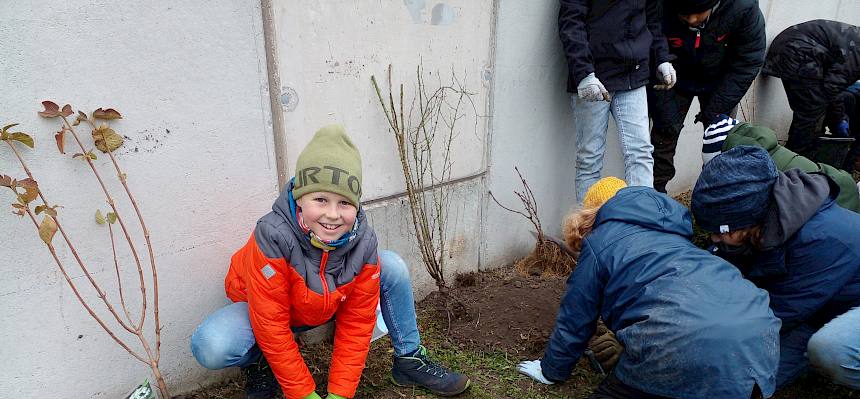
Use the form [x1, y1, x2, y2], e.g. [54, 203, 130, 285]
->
[702, 116, 740, 165]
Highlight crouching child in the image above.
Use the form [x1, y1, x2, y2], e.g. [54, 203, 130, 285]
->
[518, 177, 780, 398]
[190, 125, 470, 399]
[692, 145, 860, 390]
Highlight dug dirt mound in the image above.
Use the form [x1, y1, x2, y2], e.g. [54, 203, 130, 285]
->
[420, 269, 568, 359]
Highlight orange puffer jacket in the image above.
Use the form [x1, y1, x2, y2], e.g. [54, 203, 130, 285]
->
[224, 187, 380, 399]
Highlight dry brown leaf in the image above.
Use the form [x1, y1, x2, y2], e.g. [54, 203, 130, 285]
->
[93, 108, 122, 120]
[92, 125, 123, 153]
[16, 178, 39, 203]
[39, 216, 58, 245]
[38, 101, 60, 118]
[55, 129, 66, 154]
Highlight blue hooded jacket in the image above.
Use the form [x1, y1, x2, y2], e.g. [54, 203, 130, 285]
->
[711, 171, 860, 330]
[541, 187, 780, 398]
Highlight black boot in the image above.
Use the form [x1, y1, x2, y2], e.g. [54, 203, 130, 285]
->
[391, 345, 471, 396]
[241, 356, 278, 399]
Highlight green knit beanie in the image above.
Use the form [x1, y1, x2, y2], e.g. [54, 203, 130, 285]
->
[292, 124, 363, 207]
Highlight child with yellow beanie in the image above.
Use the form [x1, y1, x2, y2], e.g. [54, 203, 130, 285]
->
[518, 177, 780, 399]
[191, 125, 470, 399]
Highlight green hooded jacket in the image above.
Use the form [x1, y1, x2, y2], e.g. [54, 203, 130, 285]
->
[723, 123, 860, 213]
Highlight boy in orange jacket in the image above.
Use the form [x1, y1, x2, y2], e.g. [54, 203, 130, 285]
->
[191, 125, 470, 399]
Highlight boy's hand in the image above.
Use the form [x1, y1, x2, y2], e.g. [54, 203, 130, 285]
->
[588, 325, 623, 372]
[517, 359, 554, 385]
[653, 62, 677, 90]
[577, 73, 611, 102]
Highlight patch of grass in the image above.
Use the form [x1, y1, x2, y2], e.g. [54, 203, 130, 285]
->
[348, 318, 602, 399]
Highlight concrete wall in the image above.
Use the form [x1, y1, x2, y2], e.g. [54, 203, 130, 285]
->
[268, 0, 497, 298]
[271, 0, 494, 200]
[0, 1, 277, 397]
[2, 0, 859, 397]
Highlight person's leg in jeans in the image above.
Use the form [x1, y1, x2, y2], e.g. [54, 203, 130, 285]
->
[191, 301, 261, 369]
[611, 86, 654, 188]
[379, 250, 471, 395]
[807, 306, 860, 388]
[783, 78, 828, 158]
[379, 249, 420, 356]
[190, 302, 277, 398]
[647, 87, 693, 193]
[572, 94, 612, 203]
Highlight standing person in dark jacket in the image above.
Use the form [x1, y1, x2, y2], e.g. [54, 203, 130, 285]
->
[762, 20, 860, 159]
[692, 145, 860, 390]
[559, 0, 675, 203]
[648, 0, 766, 192]
[832, 81, 860, 172]
[518, 177, 780, 398]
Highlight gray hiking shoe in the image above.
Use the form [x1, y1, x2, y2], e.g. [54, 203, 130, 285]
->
[391, 345, 471, 396]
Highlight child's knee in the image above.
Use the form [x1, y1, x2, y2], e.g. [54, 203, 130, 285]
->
[379, 250, 410, 282]
[807, 327, 857, 383]
[191, 326, 230, 369]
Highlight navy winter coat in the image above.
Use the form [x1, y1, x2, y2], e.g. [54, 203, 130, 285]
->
[661, 0, 765, 121]
[713, 171, 860, 331]
[762, 20, 860, 129]
[559, 0, 669, 93]
[542, 187, 780, 398]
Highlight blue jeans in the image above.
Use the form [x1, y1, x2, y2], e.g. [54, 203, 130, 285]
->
[190, 250, 421, 369]
[571, 86, 654, 203]
[778, 306, 860, 389]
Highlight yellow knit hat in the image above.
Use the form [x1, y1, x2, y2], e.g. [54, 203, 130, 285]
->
[582, 177, 627, 209]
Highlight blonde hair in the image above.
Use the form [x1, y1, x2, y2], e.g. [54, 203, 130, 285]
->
[562, 205, 601, 258]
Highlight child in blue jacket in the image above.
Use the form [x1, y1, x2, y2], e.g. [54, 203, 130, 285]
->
[692, 145, 860, 389]
[518, 177, 780, 398]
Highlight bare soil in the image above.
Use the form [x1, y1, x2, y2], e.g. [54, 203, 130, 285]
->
[178, 267, 855, 399]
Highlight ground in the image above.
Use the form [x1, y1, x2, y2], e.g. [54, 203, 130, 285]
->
[177, 267, 856, 399]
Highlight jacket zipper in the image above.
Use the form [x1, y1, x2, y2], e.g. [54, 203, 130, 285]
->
[319, 250, 330, 316]
[694, 30, 701, 50]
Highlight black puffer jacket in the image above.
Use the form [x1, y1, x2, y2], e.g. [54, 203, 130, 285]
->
[762, 20, 860, 122]
[662, 0, 765, 121]
[559, 0, 669, 93]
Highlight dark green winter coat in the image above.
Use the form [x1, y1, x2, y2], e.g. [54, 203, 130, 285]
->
[723, 123, 860, 212]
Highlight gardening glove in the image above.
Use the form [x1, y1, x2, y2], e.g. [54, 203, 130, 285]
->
[303, 392, 322, 399]
[653, 62, 677, 90]
[326, 394, 347, 399]
[517, 359, 554, 385]
[577, 72, 611, 102]
[588, 325, 623, 372]
[834, 119, 850, 137]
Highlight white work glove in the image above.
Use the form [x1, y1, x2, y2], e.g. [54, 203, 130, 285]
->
[654, 62, 677, 90]
[577, 72, 611, 102]
[517, 359, 554, 385]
